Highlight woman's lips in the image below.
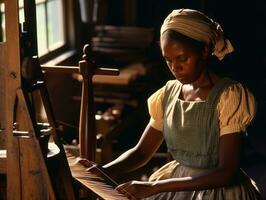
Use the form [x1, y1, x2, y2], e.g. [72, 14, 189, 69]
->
[173, 72, 184, 79]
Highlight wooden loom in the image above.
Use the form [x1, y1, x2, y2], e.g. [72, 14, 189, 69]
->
[42, 46, 133, 199]
[0, 0, 75, 198]
[0, 0, 131, 199]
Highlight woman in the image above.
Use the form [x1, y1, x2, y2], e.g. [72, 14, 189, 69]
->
[98, 9, 262, 199]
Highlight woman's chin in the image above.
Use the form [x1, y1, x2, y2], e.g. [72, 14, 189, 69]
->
[175, 76, 187, 83]
[175, 75, 199, 85]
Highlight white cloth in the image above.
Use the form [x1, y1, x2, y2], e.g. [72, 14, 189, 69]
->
[160, 9, 234, 60]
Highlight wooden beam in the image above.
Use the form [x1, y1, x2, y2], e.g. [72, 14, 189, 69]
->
[0, 42, 6, 149]
[4, 1, 55, 199]
[41, 65, 119, 76]
[5, 0, 22, 198]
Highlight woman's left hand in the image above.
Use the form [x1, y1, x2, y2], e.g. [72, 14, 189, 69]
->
[116, 180, 158, 199]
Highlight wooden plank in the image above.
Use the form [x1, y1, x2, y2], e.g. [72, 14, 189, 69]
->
[41, 65, 119, 76]
[42, 63, 140, 86]
[42, 65, 80, 74]
[93, 62, 147, 85]
[4, 1, 55, 199]
[0, 43, 6, 149]
[16, 89, 56, 199]
[4, 0, 22, 198]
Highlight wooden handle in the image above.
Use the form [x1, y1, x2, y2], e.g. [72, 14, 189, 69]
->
[41, 65, 119, 76]
[79, 60, 96, 160]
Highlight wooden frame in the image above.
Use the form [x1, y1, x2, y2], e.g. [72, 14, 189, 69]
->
[0, 1, 77, 199]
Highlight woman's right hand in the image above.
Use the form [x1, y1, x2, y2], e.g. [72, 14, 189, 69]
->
[77, 158, 102, 175]
[77, 158, 116, 180]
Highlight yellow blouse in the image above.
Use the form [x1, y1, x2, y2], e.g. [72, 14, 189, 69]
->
[147, 82, 256, 136]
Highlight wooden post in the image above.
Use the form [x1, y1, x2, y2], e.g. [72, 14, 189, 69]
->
[79, 45, 97, 160]
[79, 44, 119, 161]
[3, 1, 57, 199]
[5, 0, 23, 198]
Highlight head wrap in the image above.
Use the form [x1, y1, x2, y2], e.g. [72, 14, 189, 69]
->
[160, 9, 234, 60]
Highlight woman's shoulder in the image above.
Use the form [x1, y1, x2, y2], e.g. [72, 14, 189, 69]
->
[213, 76, 243, 96]
[165, 79, 181, 86]
[164, 79, 182, 91]
[221, 78, 253, 97]
[148, 79, 182, 104]
[218, 79, 257, 135]
[218, 78, 256, 111]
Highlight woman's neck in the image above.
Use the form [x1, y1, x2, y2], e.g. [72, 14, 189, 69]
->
[190, 69, 218, 89]
[180, 71, 221, 101]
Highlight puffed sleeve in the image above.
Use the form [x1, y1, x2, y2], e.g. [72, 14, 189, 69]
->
[147, 86, 165, 131]
[217, 83, 257, 136]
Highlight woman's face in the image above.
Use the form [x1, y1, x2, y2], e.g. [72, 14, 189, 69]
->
[161, 35, 206, 84]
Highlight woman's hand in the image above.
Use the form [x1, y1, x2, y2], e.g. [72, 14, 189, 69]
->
[116, 180, 159, 199]
[77, 158, 106, 177]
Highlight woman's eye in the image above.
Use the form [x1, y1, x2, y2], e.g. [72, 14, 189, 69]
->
[178, 56, 188, 62]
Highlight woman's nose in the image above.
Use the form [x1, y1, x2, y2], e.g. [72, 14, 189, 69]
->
[171, 61, 181, 72]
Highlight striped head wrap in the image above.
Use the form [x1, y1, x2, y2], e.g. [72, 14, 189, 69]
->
[160, 9, 234, 60]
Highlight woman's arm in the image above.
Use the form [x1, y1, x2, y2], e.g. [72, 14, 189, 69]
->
[103, 123, 164, 177]
[116, 132, 243, 198]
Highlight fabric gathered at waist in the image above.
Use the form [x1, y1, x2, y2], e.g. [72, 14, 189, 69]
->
[168, 146, 218, 168]
[146, 160, 262, 200]
[149, 160, 256, 185]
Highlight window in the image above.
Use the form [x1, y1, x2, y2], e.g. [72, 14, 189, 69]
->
[0, 3, 5, 42]
[0, 0, 65, 56]
[25, 0, 65, 56]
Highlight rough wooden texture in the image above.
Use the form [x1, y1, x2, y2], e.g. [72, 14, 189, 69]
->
[16, 89, 56, 199]
[5, 1, 23, 198]
[3, 1, 56, 199]
[0, 44, 6, 149]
